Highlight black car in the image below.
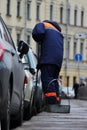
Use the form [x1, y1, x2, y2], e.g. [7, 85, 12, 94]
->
[0, 16, 29, 130]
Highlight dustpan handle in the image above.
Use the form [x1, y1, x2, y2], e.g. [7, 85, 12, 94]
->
[35, 43, 41, 89]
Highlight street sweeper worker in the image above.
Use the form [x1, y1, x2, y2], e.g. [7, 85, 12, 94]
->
[32, 20, 64, 105]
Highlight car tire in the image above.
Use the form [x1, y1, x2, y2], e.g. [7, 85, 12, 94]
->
[23, 103, 31, 120]
[1, 86, 10, 130]
[30, 88, 37, 116]
[24, 88, 36, 120]
[34, 86, 43, 113]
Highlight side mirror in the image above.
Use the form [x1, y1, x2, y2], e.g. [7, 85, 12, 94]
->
[24, 66, 36, 75]
[29, 68, 36, 75]
[18, 40, 29, 58]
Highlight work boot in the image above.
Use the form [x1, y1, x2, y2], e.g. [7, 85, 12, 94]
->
[44, 96, 57, 105]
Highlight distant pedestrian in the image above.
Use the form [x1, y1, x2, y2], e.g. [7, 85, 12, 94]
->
[73, 81, 79, 99]
[32, 20, 64, 105]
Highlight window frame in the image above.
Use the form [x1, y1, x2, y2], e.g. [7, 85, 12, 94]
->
[17, 0, 21, 18]
[27, 1, 31, 20]
[36, 3, 40, 21]
[6, 0, 11, 16]
[50, 4, 53, 20]
[81, 10, 84, 27]
[74, 9, 77, 26]
[60, 6, 63, 24]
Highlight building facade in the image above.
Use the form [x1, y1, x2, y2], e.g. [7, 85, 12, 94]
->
[0, 0, 87, 86]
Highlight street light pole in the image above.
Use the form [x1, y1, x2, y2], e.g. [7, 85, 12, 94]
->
[65, 0, 69, 77]
[24, 0, 27, 42]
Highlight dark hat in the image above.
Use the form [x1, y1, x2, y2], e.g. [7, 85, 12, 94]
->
[43, 20, 61, 32]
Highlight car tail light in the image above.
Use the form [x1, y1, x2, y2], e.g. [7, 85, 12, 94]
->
[24, 75, 28, 84]
[0, 44, 5, 61]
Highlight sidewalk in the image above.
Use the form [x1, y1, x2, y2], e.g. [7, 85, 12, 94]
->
[15, 99, 87, 130]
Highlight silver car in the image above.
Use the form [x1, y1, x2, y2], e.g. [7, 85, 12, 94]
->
[23, 47, 43, 120]
[0, 16, 29, 130]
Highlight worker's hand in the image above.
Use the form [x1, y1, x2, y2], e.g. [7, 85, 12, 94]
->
[36, 64, 40, 70]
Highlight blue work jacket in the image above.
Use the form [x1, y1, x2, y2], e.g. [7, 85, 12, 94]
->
[32, 20, 64, 68]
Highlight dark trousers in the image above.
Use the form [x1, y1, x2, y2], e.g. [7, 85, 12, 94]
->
[40, 64, 60, 97]
[74, 88, 79, 99]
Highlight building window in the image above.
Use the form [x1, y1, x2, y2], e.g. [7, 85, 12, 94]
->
[73, 76, 76, 85]
[74, 9, 77, 26]
[81, 10, 84, 27]
[50, 4, 53, 20]
[67, 41, 70, 59]
[17, 1, 21, 17]
[67, 76, 69, 87]
[27, 2, 31, 20]
[67, 8, 70, 24]
[17, 33, 21, 46]
[80, 42, 83, 55]
[73, 41, 77, 58]
[27, 35, 30, 45]
[60, 6, 63, 23]
[6, 0, 11, 16]
[36, 3, 40, 21]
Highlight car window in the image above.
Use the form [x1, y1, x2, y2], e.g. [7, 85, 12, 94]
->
[0, 17, 16, 49]
[23, 55, 29, 64]
[27, 49, 36, 69]
[22, 56, 29, 69]
[0, 21, 4, 39]
[0, 20, 11, 42]
[0, 29, 2, 38]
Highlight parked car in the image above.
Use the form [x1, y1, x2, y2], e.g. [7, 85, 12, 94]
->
[23, 47, 43, 120]
[61, 86, 75, 98]
[58, 80, 75, 99]
[0, 16, 29, 130]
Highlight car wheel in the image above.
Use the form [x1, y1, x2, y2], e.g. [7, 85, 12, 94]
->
[24, 88, 36, 120]
[1, 86, 10, 130]
[23, 102, 31, 120]
[35, 86, 43, 113]
[30, 88, 36, 115]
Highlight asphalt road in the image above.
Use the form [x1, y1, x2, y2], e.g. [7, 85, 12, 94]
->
[13, 99, 87, 130]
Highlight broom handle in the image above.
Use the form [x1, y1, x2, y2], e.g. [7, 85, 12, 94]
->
[35, 43, 40, 90]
